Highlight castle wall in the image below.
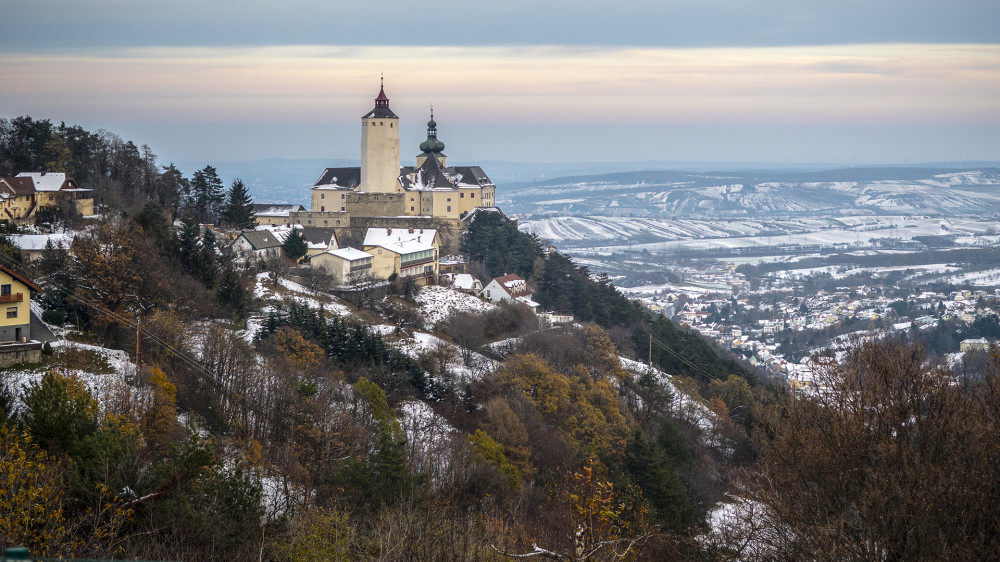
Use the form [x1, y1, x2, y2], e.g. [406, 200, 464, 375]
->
[289, 211, 350, 228]
[346, 192, 406, 217]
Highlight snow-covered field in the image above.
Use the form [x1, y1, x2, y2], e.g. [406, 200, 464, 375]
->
[521, 215, 999, 252]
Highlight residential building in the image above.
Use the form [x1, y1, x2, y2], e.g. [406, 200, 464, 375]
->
[362, 227, 439, 284]
[0, 172, 94, 222]
[233, 230, 283, 264]
[960, 337, 990, 352]
[311, 247, 374, 286]
[8, 233, 73, 262]
[0, 264, 40, 343]
[483, 274, 539, 309]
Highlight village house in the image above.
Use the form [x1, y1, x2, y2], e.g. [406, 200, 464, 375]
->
[362, 227, 439, 284]
[8, 233, 73, 262]
[0, 264, 39, 343]
[0, 172, 94, 222]
[311, 247, 374, 286]
[960, 337, 990, 352]
[232, 230, 283, 265]
[482, 274, 539, 309]
[443, 272, 482, 294]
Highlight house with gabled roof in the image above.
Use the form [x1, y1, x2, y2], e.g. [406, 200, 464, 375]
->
[482, 273, 539, 309]
[0, 172, 94, 222]
[233, 229, 282, 265]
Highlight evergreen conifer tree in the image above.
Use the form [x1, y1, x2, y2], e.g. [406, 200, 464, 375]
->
[188, 165, 225, 224]
[282, 228, 308, 261]
[199, 229, 218, 287]
[217, 260, 250, 320]
[177, 214, 201, 276]
[221, 178, 256, 228]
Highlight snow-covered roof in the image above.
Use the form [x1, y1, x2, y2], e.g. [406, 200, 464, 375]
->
[253, 204, 305, 217]
[16, 172, 68, 191]
[451, 273, 477, 290]
[363, 228, 436, 255]
[327, 247, 372, 261]
[489, 273, 534, 298]
[9, 233, 73, 251]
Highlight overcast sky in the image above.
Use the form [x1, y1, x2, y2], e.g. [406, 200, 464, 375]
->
[2, 1, 998, 166]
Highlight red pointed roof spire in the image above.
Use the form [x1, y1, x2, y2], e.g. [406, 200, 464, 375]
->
[375, 74, 389, 107]
[363, 75, 398, 118]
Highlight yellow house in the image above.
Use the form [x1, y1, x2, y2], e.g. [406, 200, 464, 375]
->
[0, 172, 94, 222]
[311, 247, 374, 286]
[362, 227, 439, 285]
[0, 264, 41, 343]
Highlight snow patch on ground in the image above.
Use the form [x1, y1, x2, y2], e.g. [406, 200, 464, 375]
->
[254, 272, 351, 315]
[391, 331, 495, 383]
[415, 285, 493, 329]
[399, 400, 461, 486]
[701, 496, 785, 560]
[619, 357, 721, 441]
[2, 339, 137, 414]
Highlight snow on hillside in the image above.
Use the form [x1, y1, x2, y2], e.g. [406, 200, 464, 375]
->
[415, 285, 493, 329]
[2, 339, 137, 414]
[391, 331, 494, 384]
[400, 400, 461, 486]
[254, 272, 351, 315]
[619, 357, 721, 441]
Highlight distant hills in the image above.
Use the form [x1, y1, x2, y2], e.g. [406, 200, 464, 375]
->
[499, 167, 1000, 218]
[170, 158, 1000, 216]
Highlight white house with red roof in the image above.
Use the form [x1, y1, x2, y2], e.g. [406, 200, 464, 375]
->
[482, 274, 539, 309]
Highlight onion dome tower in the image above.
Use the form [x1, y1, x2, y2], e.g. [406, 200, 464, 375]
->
[417, 107, 447, 167]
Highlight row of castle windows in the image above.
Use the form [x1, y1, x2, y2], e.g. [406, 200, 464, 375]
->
[368, 121, 393, 127]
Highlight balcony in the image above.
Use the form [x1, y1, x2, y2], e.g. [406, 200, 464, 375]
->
[0, 293, 23, 304]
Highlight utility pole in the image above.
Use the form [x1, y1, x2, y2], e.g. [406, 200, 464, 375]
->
[135, 313, 141, 369]
[648, 333, 652, 368]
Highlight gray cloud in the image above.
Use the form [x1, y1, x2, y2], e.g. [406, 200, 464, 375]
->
[2, 0, 998, 50]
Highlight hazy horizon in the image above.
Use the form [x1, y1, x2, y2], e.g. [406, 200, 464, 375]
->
[3, 2, 998, 167]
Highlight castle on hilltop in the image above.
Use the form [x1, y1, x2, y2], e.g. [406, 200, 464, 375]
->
[286, 81, 498, 250]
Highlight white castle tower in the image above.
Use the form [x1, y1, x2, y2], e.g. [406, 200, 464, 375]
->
[359, 79, 401, 193]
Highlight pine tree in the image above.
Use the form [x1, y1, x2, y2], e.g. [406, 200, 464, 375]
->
[188, 165, 225, 224]
[282, 228, 308, 261]
[199, 229, 218, 287]
[221, 178, 256, 229]
[177, 214, 201, 276]
[217, 260, 251, 320]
